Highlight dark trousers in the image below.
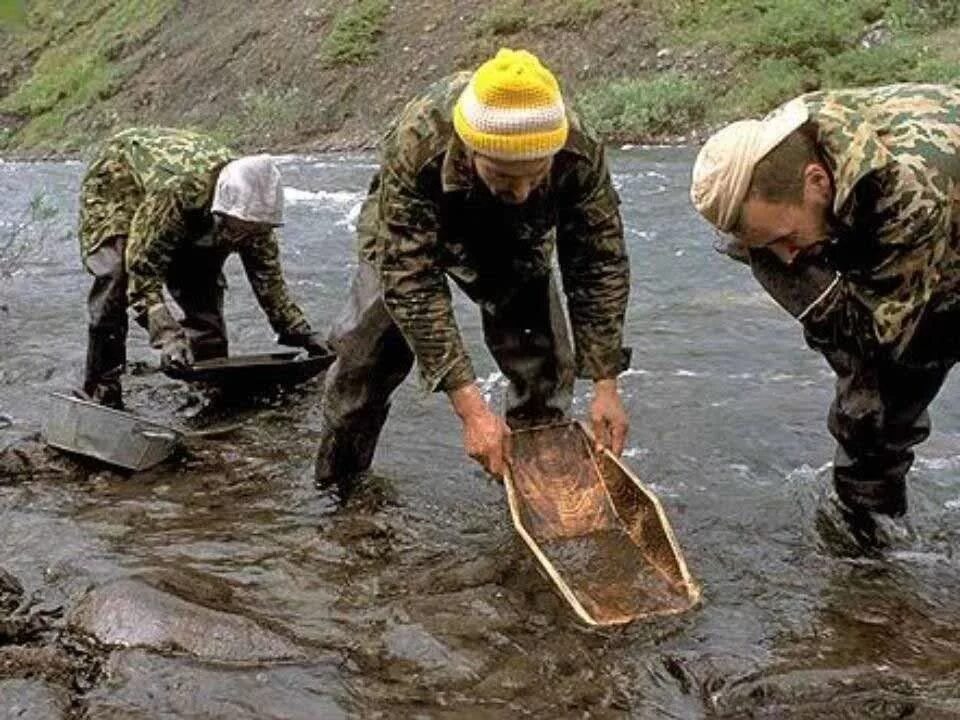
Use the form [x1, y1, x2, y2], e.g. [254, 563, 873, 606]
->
[315, 261, 575, 483]
[823, 347, 952, 517]
[82, 236, 229, 403]
[749, 248, 954, 516]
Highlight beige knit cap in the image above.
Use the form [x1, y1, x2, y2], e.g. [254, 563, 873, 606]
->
[212, 155, 285, 226]
[690, 98, 809, 232]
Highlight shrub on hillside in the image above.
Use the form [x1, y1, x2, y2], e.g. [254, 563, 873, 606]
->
[718, 58, 812, 118]
[576, 74, 706, 137]
[472, 0, 528, 37]
[319, 0, 391, 67]
[911, 56, 960, 84]
[735, 0, 863, 67]
[548, 0, 604, 29]
[819, 43, 925, 86]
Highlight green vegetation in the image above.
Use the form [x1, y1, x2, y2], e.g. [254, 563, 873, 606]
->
[819, 42, 926, 86]
[0, 0, 25, 25]
[0, 0, 176, 150]
[472, 0, 604, 37]
[549, 0, 604, 30]
[318, 0, 391, 67]
[212, 87, 313, 147]
[577, 74, 706, 138]
[720, 58, 813, 117]
[666, 0, 960, 125]
[571, 0, 960, 138]
[472, 0, 528, 37]
[1, 0, 960, 152]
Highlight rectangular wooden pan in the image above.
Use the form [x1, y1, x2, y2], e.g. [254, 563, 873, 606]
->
[505, 421, 700, 625]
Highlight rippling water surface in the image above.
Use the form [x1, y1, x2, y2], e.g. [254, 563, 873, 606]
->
[2, 150, 960, 718]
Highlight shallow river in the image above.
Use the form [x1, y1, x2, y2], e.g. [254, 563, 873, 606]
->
[2, 150, 960, 718]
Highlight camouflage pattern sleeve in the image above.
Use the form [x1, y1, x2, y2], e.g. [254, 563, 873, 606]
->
[378, 164, 476, 393]
[555, 141, 631, 379]
[124, 189, 187, 324]
[238, 231, 311, 336]
[803, 163, 954, 360]
[791, 84, 960, 361]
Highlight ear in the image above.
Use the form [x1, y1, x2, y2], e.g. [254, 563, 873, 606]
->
[802, 162, 833, 206]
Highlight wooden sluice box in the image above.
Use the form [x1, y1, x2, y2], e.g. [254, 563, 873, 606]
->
[505, 421, 700, 625]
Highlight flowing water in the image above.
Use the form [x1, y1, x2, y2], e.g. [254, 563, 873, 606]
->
[2, 150, 960, 718]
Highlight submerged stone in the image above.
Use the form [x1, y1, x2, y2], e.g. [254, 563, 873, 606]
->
[84, 649, 348, 720]
[67, 578, 303, 662]
[0, 567, 24, 614]
[0, 679, 68, 720]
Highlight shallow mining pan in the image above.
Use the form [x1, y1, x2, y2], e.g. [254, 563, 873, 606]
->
[504, 420, 700, 626]
[162, 351, 335, 387]
[43, 392, 182, 471]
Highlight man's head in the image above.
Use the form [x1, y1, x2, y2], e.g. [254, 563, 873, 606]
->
[211, 155, 284, 241]
[472, 154, 552, 205]
[454, 48, 567, 206]
[691, 99, 835, 264]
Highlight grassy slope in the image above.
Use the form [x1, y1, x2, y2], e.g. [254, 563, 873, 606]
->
[578, 0, 960, 140]
[0, 0, 958, 155]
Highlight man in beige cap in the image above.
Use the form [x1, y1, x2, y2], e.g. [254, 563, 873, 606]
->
[691, 84, 960, 534]
[79, 127, 326, 408]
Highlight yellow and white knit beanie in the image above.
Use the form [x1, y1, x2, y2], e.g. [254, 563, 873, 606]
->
[453, 48, 568, 161]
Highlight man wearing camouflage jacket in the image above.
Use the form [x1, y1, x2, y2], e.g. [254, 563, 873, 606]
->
[316, 49, 631, 488]
[691, 84, 960, 526]
[79, 127, 325, 408]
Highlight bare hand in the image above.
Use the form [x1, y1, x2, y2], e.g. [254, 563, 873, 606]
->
[591, 378, 628, 457]
[448, 384, 511, 478]
[463, 407, 510, 477]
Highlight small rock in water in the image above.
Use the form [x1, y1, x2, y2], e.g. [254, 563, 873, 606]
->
[382, 622, 481, 683]
[0, 679, 69, 720]
[84, 650, 348, 720]
[68, 578, 303, 662]
[0, 567, 24, 614]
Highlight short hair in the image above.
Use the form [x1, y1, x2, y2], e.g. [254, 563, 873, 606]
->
[747, 122, 821, 205]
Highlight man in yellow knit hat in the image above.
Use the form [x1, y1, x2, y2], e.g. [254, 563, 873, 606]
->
[316, 49, 631, 492]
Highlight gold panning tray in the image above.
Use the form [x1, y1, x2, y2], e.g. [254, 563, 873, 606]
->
[505, 421, 700, 625]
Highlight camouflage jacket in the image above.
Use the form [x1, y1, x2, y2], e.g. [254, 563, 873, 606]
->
[753, 84, 960, 364]
[357, 73, 630, 392]
[79, 127, 310, 335]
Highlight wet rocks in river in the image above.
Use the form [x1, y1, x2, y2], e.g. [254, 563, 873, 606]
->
[0, 568, 60, 645]
[0, 567, 76, 720]
[0, 645, 77, 687]
[67, 578, 303, 662]
[0, 679, 69, 720]
[0, 567, 24, 614]
[84, 649, 348, 720]
[0, 436, 87, 483]
[381, 621, 484, 686]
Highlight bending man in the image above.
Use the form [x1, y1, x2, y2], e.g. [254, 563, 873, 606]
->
[79, 127, 326, 407]
[691, 84, 960, 525]
[317, 49, 631, 488]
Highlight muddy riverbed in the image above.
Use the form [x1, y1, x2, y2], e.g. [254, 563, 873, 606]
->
[2, 151, 960, 718]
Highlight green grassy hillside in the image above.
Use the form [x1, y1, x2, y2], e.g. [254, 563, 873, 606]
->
[0, 0, 957, 154]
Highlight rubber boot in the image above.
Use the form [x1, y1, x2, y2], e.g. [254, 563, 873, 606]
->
[834, 474, 907, 518]
[314, 404, 390, 496]
[82, 327, 126, 410]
